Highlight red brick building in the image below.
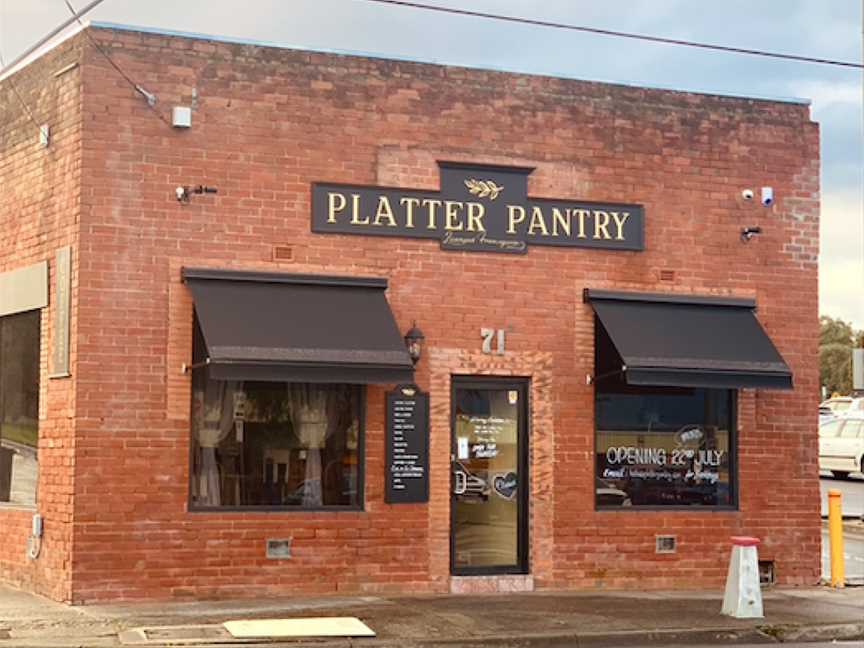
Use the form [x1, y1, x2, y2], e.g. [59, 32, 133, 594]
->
[0, 23, 820, 604]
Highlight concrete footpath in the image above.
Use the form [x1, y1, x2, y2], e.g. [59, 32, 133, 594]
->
[1, 584, 863, 648]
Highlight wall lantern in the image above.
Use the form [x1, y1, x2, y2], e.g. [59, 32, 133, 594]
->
[404, 321, 425, 365]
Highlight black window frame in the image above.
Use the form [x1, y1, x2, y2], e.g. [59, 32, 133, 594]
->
[0, 309, 42, 508]
[593, 317, 739, 511]
[186, 314, 366, 514]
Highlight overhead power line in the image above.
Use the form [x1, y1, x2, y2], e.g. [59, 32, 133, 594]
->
[356, 0, 864, 70]
[64, 0, 170, 126]
[0, 55, 41, 129]
[0, 13, 42, 132]
[0, 0, 106, 79]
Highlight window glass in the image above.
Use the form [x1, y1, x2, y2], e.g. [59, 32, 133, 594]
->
[0, 310, 41, 506]
[190, 371, 362, 509]
[595, 386, 733, 507]
[819, 419, 844, 438]
[839, 420, 863, 439]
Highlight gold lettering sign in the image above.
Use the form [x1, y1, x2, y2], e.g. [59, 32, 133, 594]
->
[311, 162, 644, 255]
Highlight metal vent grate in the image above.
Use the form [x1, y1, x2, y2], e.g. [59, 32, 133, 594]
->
[266, 538, 292, 559]
[655, 535, 677, 553]
[273, 245, 294, 261]
[759, 560, 775, 586]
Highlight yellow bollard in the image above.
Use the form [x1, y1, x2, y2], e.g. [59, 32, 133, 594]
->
[828, 489, 845, 588]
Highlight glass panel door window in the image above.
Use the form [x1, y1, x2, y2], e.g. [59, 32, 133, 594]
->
[451, 378, 528, 575]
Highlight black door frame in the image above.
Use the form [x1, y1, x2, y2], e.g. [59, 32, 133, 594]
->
[450, 375, 530, 576]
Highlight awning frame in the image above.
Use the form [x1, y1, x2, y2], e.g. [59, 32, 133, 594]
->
[182, 267, 415, 384]
[585, 288, 793, 390]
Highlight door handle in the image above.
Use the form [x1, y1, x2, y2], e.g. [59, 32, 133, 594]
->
[453, 469, 467, 495]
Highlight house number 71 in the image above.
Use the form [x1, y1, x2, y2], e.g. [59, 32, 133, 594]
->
[480, 328, 506, 355]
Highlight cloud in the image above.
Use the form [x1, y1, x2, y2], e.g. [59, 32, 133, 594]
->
[792, 80, 861, 113]
[820, 189, 864, 328]
[820, 256, 864, 330]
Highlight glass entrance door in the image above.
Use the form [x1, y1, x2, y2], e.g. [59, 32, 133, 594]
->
[451, 377, 528, 575]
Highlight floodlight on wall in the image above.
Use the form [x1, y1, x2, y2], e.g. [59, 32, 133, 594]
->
[740, 226, 762, 242]
[175, 185, 218, 203]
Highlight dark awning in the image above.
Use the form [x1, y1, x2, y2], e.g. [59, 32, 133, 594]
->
[183, 268, 414, 384]
[585, 289, 793, 390]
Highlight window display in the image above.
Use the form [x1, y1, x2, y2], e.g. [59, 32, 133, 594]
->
[189, 322, 362, 509]
[595, 386, 734, 508]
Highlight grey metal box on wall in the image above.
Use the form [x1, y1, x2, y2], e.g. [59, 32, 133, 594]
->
[853, 349, 864, 391]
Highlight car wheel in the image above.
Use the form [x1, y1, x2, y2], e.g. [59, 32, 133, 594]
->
[832, 471, 850, 480]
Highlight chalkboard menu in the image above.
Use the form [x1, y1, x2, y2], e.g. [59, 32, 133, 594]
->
[385, 384, 430, 504]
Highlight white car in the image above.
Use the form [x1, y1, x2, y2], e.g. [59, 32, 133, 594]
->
[820, 396, 854, 414]
[819, 413, 864, 479]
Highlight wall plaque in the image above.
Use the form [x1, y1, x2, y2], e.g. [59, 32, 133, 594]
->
[385, 384, 430, 504]
[312, 161, 644, 255]
[50, 246, 71, 378]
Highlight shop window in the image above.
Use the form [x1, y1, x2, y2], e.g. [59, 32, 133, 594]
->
[595, 384, 735, 508]
[0, 311, 41, 506]
[189, 321, 362, 510]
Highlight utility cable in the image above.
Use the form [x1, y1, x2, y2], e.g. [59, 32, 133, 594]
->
[356, 0, 864, 70]
[64, 0, 171, 127]
[0, 50, 42, 131]
[0, 3, 42, 133]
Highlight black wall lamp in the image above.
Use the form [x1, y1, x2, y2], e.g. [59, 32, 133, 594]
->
[404, 321, 425, 365]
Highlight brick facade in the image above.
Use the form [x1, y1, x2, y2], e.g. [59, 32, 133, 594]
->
[0, 35, 83, 602]
[0, 25, 820, 603]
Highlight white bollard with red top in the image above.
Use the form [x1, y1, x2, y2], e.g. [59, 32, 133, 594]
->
[721, 536, 763, 619]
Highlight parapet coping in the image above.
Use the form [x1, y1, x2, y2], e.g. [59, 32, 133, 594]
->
[5, 19, 811, 107]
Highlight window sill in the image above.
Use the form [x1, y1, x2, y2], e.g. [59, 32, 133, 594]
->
[187, 505, 365, 513]
[595, 505, 739, 512]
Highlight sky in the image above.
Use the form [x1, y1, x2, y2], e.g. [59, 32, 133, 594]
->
[1, 0, 862, 329]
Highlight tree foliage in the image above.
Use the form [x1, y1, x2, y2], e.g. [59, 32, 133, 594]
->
[819, 316, 861, 395]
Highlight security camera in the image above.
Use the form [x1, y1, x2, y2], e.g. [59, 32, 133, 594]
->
[741, 189, 754, 201]
[175, 186, 187, 202]
[741, 226, 762, 242]
[761, 187, 774, 207]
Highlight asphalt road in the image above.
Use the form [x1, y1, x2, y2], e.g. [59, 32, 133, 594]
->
[820, 474, 864, 585]
[822, 528, 864, 583]
[819, 472, 864, 517]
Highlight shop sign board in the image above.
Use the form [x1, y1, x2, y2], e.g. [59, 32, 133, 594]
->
[385, 384, 429, 504]
[312, 162, 644, 255]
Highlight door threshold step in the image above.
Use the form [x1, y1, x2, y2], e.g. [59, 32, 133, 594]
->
[450, 574, 534, 594]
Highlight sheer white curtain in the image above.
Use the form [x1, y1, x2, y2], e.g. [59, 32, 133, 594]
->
[288, 385, 330, 507]
[194, 379, 240, 506]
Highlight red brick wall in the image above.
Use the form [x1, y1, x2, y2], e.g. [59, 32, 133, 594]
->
[62, 25, 821, 602]
[0, 37, 83, 602]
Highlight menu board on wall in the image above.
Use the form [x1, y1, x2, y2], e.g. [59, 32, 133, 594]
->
[385, 384, 429, 504]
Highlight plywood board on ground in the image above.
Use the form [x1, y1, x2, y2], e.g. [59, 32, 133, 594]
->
[223, 616, 375, 638]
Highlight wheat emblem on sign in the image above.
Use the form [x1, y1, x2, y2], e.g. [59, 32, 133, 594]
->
[464, 178, 503, 200]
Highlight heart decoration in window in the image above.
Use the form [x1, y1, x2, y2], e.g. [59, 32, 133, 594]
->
[493, 472, 518, 500]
